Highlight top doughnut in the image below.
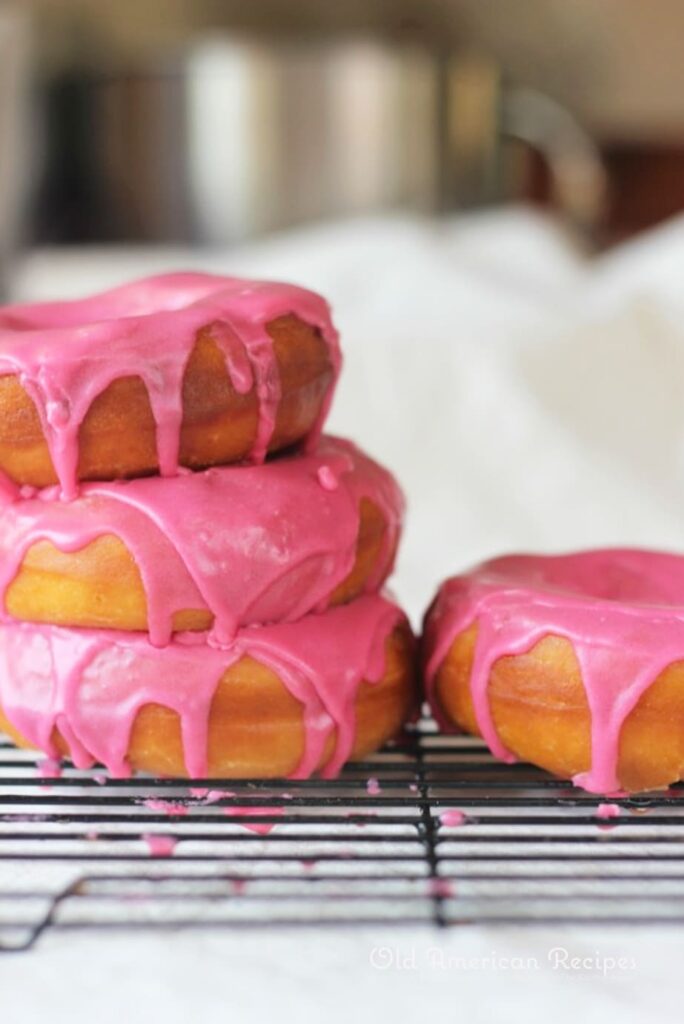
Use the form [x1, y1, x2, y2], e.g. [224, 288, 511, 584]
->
[0, 272, 341, 498]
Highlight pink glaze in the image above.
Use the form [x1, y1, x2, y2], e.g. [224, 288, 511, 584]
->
[439, 809, 466, 827]
[190, 788, 233, 803]
[222, 805, 284, 834]
[427, 877, 455, 898]
[36, 757, 62, 779]
[0, 272, 340, 499]
[141, 798, 189, 816]
[366, 777, 381, 796]
[143, 834, 177, 857]
[0, 436, 402, 647]
[424, 550, 684, 794]
[0, 594, 405, 779]
[596, 802, 622, 820]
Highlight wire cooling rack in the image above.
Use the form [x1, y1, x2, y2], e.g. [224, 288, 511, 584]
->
[2, 719, 684, 951]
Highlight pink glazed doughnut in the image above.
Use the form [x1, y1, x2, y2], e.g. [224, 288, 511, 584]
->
[0, 437, 403, 645]
[423, 550, 684, 794]
[0, 272, 340, 499]
[0, 595, 416, 779]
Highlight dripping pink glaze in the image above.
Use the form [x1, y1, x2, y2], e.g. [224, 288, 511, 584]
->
[0, 594, 405, 779]
[424, 550, 684, 795]
[0, 272, 341, 499]
[596, 802, 621, 820]
[0, 437, 403, 647]
[36, 757, 62, 779]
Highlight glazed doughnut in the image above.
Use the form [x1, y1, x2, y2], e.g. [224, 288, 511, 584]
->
[0, 437, 402, 644]
[0, 272, 340, 499]
[423, 550, 684, 794]
[0, 595, 416, 778]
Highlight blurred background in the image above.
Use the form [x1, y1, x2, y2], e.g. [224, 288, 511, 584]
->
[8, 0, 684, 253]
[4, 0, 684, 617]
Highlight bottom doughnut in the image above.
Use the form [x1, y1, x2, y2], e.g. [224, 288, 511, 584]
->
[0, 595, 416, 779]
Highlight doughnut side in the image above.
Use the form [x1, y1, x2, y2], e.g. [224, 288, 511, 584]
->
[0, 314, 333, 488]
[432, 624, 684, 793]
[0, 619, 416, 779]
[0, 436, 403, 640]
[5, 497, 392, 632]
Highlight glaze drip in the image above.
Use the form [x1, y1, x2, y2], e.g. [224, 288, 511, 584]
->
[424, 550, 684, 793]
[0, 272, 341, 499]
[0, 437, 403, 646]
[0, 594, 404, 779]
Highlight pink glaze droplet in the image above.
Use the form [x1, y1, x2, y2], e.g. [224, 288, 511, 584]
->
[142, 798, 189, 816]
[222, 806, 284, 835]
[427, 877, 455, 898]
[36, 757, 62, 779]
[596, 802, 622, 820]
[208, 789, 236, 803]
[366, 777, 381, 796]
[143, 833, 177, 857]
[190, 789, 234, 804]
[439, 809, 467, 827]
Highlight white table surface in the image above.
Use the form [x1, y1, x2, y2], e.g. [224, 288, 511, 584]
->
[5, 925, 682, 1023]
[5, 208, 684, 1020]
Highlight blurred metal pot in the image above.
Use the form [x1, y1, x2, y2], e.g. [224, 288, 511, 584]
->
[84, 37, 439, 243]
[0, 7, 31, 296]
[34, 34, 607, 245]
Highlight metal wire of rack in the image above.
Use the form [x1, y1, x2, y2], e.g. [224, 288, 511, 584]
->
[2, 719, 684, 952]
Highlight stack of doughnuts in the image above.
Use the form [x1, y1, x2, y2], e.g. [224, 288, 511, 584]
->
[0, 272, 416, 778]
